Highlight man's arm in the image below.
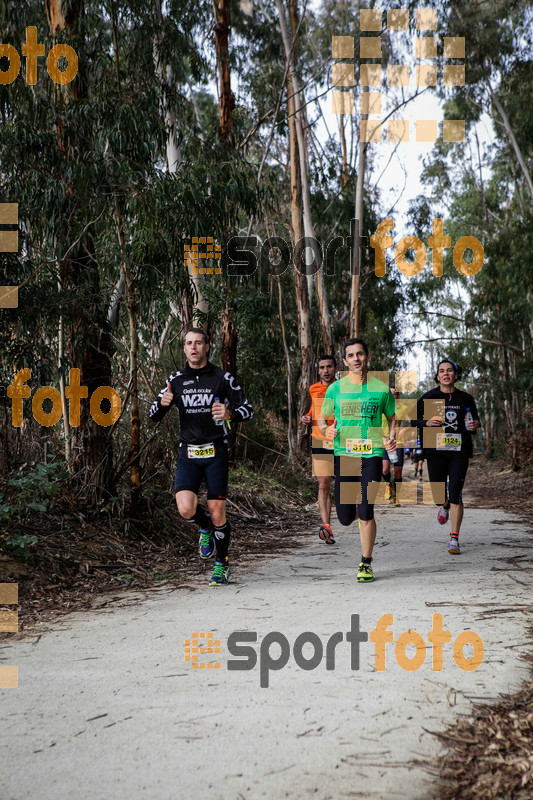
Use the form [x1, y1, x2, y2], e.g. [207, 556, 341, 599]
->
[222, 372, 254, 422]
[317, 395, 334, 436]
[383, 414, 397, 449]
[149, 378, 174, 424]
[301, 395, 312, 425]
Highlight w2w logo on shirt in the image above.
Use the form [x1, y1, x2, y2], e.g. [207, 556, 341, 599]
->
[182, 393, 214, 408]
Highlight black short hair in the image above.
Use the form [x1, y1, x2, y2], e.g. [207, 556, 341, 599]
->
[318, 354, 337, 368]
[182, 327, 209, 346]
[342, 337, 369, 359]
[434, 359, 462, 383]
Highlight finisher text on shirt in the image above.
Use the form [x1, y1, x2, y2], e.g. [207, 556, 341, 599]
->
[322, 374, 395, 458]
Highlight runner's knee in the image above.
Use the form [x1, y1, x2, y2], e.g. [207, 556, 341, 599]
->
[207, 501, 226, 527]
[176, 497, 197, 518]
[336, 505, 357, 526]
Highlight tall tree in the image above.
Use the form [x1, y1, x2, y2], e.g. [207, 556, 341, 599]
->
[46, 0, 115, 499]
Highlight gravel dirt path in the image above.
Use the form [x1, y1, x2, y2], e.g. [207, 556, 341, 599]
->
[1, 466, 531, 799]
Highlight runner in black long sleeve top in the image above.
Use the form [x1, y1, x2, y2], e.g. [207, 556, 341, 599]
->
[150, 328, 253, 586]
[149, 362, 253, 443]
[416, 359, 480, 555]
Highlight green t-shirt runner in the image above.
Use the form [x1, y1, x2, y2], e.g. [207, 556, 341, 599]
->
[322, 373, 396, 457]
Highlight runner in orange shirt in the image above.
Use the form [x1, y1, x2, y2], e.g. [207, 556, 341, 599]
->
[301, 355, 337, 544]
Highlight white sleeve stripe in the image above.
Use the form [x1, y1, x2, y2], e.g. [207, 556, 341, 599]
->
[234, 402, 253, 419]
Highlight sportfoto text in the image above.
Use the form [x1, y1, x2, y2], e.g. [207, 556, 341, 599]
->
[226, 614, 484, 688]
[3, 369, 122, 427]
[0, 27, 78, 85]
[225, 218, 484, 278]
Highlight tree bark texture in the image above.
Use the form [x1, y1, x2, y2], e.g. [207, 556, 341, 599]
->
[350, 141, 367, 337]
[46, 0, 114, 500]
[115, 202, 141, 517]
[285, 23, 313, 447]
[220, 304, 238, 453]
[281, 0, 332, 354]
[215, 0, 236, 144]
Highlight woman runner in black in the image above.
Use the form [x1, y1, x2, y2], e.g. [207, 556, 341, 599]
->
[417, 360, 480, 555]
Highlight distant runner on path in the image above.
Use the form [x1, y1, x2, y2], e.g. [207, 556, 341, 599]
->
[150, 328, 253, 586]
[301, 355, 338, 544]
[381, 387, 408, 507]
[413, 441, 424, 481]
[417, 359, 480, 555]
[318, 338, 396, 583]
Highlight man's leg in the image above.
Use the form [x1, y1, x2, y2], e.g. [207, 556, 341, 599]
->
[359, 519, 376, 558]
[317, 475, 335, 543]
[174, 446, 208, 522]
[382, 454, 393, 501]
[318, 476, 332, 525]
[392, 449, 404, 505]
[176, 489, 199, 520]
[207, 497, 231, 561]
[176, 489, 214, 559]
[334, 456, 359, 528]
[205, 445, 231, 584]
[356, 457, 382, 582]
[312, 448, 335, 543]
[207, 498, 226, 527]
[393, 465, 403, 505]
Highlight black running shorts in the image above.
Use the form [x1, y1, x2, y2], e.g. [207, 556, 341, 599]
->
[383, 448, 405, 466]
[174, 442, 228, 500]
[425, 454, 469, 506]
[334, 455, 382, 523]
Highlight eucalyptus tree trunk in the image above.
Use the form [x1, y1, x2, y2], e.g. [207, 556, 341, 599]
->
[276, 0, 314, 445]
[220, 303, 238, 453]
[57, 285, 72, 465]
[221, 305, 237, 378]
[214, 0, 239, 436]
[115, 206, 141, 516]
[46, 0, 114, 500]
[275, 276, 294, 456]
[153, 0, 206, 322]
[286, 38, 313, 446]
[214, 0, 236, 144]
[338, 115, 350, 196]
[278, 0, 332, 355]
[153, 0, 182, 171]
[489, 85, 533, 203]
[350, 141, 367, 337]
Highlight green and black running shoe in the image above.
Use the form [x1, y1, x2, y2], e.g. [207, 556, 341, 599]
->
[209, 559, 230, 586]
[357, 560, 374, 583]
[198, 528, 215, 559]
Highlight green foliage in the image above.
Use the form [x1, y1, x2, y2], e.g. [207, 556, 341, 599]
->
[0, 462, 66, 519]
[0, 462, 66, 557]
[404, 0, 533, 452]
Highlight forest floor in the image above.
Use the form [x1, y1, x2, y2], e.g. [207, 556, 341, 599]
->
[0, 460, 315, 627]
[425, 456, 533, 799]
[1, 454, 532, 799]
